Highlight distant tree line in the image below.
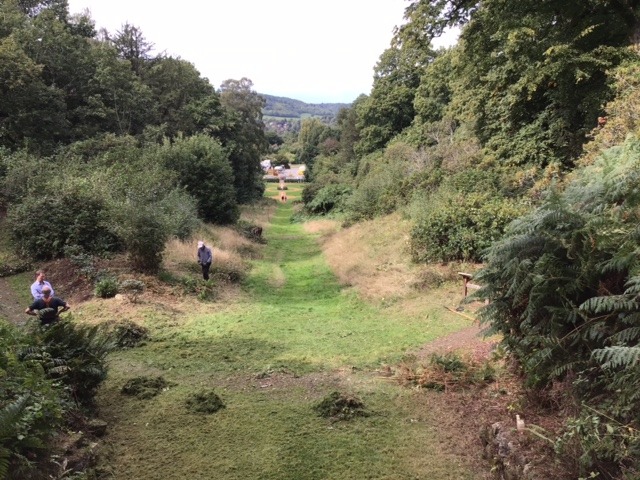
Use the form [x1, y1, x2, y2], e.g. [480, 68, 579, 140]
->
[261, 94, 347, 120]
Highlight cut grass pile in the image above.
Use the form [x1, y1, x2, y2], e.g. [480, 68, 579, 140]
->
[93, 181, 481, 479]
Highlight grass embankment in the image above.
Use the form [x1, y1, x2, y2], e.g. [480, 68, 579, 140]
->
[93, 183, 478, 479]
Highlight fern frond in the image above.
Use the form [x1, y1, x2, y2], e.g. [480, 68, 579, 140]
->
[579, 296, 639, 314]
[46, 365, 70, 376]
[551, 360, 583, 378]
[592, 346, 640, 369]
[608, 327, 640, 345]
[0, 395, 29, 439]
[0, 447, 9, 480]
[624, 275, 640, 294]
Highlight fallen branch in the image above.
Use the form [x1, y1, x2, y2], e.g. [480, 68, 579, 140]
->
[444, 305, 478, 323]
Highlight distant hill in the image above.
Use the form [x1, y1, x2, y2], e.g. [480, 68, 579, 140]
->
[261, 94, 349, 121]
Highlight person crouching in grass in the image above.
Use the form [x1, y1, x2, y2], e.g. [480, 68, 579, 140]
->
[25, 286, 70, 325]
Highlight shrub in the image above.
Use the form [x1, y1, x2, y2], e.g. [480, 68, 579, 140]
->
[0, 259, 31, 278]
[410, 193, 528, 263]
[154, 135, 239, 224]
[554, 412, 640, 478]
[7, 185, 119, 260]
[477, 136, 640, 476]
[120, 204, 168, 273]
[118, 279, 145, 303]
[305, 184, 352, 215]
[65, 245, 99, 280]
[94, 277, 118, 298]
[301, 182, 323, 206]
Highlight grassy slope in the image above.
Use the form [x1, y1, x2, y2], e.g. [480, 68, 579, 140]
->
[94, 183, 477, 479]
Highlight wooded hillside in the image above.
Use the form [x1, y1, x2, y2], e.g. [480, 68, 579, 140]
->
[262, 94, 348, 120]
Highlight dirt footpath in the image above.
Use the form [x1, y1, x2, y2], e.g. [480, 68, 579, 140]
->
[412, 324, 497, 361]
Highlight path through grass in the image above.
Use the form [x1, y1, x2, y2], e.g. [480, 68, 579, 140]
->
[96, 183, 477, 479]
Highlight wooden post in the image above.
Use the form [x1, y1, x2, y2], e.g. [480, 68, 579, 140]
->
[458, 272, 472, 297]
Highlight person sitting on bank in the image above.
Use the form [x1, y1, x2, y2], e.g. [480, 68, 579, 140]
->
[31, 269, 54, 300]
[25, 286, 69, 325]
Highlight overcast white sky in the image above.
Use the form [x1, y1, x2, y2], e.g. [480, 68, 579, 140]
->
[67, 0, 458, 104]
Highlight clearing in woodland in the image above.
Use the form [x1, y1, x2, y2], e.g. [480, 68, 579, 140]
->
[88, 183, 491, 479]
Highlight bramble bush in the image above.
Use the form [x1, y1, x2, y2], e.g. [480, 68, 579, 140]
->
[305, 183, 353, 215]
[7, 183, 119, 260]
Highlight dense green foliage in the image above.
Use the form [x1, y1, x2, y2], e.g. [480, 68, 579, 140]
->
[478, 135, 640, 477]
[0, 0, 269, 271]
[155, 134, 239, 223]
[0, 319, 113, 478]
[4, 0, 640, 476]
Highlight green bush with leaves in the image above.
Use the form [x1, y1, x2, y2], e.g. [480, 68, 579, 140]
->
[305, 184, 353, 215]
[95, 277, 118, 298]
[410, 192, 528, 262]
[7, 183, 120, 260]
[154, 134, 239, 224]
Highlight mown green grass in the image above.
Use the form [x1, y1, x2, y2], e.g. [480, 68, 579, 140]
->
[96, 183, 476, 479]
[6, 271, 33, 307]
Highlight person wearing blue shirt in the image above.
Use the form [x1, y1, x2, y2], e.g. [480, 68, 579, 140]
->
[31, 270, 54, 300]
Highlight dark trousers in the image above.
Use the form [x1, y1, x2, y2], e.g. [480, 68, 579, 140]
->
[201, 262, 211, 280]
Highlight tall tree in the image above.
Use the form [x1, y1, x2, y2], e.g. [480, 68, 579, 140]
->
[144, 57, 224, 138]
[404, 0, 640, 167]
[109, 23, 153, 75]
[355, 24, 436, 156]
[218, 78, 267, 203]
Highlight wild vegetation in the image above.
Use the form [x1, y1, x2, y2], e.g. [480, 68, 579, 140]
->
[285, 2, 640, 479]
[2, 0, 640, 478]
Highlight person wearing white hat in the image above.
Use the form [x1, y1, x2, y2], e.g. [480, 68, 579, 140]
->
[196, 240, 213, 280]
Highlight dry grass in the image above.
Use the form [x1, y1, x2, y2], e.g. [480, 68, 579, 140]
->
[163, 224, 260, 277]
[320, 213, 414, 300]
[319, 212, 480, 303]
[303, 219, 341, 237]
[240, 198, 278, 226]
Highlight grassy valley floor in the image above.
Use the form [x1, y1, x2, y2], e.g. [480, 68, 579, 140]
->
[91, 183, 483, 479]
